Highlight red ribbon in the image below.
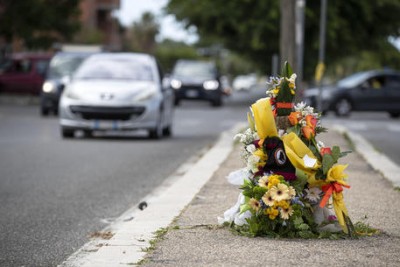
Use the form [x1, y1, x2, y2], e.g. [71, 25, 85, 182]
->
[319, 182, 350, 208]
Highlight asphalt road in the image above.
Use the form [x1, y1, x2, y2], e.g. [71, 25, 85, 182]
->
[0, 89, 264, 267]
[322, 111, 400, 166]
[1, 89, 399, 266]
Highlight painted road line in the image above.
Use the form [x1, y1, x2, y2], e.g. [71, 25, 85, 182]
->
[334, 125, 400, 188]
[60, 123, 245, 267]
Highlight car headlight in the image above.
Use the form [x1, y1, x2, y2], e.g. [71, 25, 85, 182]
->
[133, 86, 158, 102]
[64, 88, 80, 100]
[203, 80, 219, 90]
[42, 81, 56, 93]
[170, 79, 182, 89]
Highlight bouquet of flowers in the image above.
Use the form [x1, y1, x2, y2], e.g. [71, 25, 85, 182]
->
[219, 62, 356, 238]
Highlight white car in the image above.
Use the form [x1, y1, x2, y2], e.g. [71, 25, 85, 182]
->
[59, 53, 174, 139]
[232, 74, 257, 91]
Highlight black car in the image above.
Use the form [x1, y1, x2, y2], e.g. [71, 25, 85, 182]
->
[40, 52, 94, 116]
[169, 60, 224, 106]
[303, 70, 400, 118]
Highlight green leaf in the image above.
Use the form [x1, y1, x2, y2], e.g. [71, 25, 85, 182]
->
[298, 223, 310, 230]
[247, 112, 255, 131]
[322, 154, 335, 175]
[253, 186, 267, 200]
[292, 168, 308, 193]
[293, 217, 304, 227]
[281, 61, 293, 78]
[240, 203, 251, 214]
[331, 146, 341, 162]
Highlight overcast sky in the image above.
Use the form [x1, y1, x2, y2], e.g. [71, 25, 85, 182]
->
[116, 0, 198, 43]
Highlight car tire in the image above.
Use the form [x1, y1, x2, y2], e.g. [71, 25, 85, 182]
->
[334, 98, 352, 117]
[149, 115, 163, 139]
[211, 97, 222, 107]
[84, 130, 93, 138]
[389, 112, 400, 119]
[163, 125, 172, 137]
[41, 107, 49, 116]
[61, 128, 74, 138]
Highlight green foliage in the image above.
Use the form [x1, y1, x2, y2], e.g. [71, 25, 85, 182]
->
[126, 12, 159, 54]
[0, 0, 81, 49]
[166, 0, 400, 80]
[155, 39, 200, 72]
[276, 62, 295, 115]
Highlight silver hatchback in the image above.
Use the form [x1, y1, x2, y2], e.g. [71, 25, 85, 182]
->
[59, 53, 174, 139]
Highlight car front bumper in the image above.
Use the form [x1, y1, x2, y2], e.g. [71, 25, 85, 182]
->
[59, 98, 160, 131]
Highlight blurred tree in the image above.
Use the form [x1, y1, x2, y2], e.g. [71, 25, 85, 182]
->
[0, 0, 81, 50]
[155, 39, 200, 73]
[166, 0, 400, 81]
[126, 12, 159, 54]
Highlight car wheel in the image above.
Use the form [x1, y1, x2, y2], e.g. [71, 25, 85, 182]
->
[211, 97, 222, 107]
[163, 125, 172, 137]
[334, 98, 352, 117]
[41, 107, 49, 116]
[389, 112, 400, 119]
[84, 130, 93, 138]
[149, 115, 163, 139]
[61, 127, 74, 138]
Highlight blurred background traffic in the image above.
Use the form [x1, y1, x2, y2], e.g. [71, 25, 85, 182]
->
[1, 1, 400, 266]
[1, 0, 400, 122]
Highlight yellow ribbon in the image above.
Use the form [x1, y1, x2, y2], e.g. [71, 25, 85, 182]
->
[251, 98, 278, 139]
[282, 132, 320, 181]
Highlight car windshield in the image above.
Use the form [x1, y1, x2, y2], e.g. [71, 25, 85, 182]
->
[337, 72, 370, 88]
[173, 61, 216, 79]
[74, 58, 154, 81]
[48, 55, 87, 79]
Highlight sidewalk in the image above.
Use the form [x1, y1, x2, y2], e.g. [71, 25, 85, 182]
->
[139, 129, 400, 267]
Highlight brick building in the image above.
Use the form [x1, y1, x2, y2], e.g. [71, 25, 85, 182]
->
[78, 0, 121, 51]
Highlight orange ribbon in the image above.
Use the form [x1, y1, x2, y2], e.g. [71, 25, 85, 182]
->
[319, 182, 350, 208]
[276, 102, 294, 109]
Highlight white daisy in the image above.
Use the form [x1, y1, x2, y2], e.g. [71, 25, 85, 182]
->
[304, 187, 322, 202]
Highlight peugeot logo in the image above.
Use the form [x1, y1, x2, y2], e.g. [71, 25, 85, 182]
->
[100, 92, 114, 100]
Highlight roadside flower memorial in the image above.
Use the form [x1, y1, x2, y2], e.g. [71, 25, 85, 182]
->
[218, 62, 361, 238]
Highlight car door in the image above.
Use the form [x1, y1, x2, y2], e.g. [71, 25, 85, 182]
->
[384, 74, 400, 111]
[354, 74, 387, 111]
[0, 59, 32, 93]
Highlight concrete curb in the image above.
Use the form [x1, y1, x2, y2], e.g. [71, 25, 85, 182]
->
[60, 123, 245, 267]
[333, 125, 400, 188]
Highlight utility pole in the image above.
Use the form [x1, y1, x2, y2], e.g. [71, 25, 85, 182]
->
[295, 0, 306, 87]
[316, 0, 327, 112]
[280, 0, 296, 70]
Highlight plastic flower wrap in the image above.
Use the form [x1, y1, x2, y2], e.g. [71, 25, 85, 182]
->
[219, 62, 356, 238]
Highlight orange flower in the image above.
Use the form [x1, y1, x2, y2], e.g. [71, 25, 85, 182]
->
[320, 147, 332, 156]
[305, 114, 317, 130]
[302, 126, 315, 140]
[288, 112, 300, 126]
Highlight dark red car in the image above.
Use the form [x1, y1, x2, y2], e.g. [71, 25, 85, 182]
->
[0, 52, 52, 95]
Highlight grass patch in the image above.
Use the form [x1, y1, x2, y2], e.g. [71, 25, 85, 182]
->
[354, 221, 380, 236]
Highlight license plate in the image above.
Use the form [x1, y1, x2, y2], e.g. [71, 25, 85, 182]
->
[92, 120, 119, 130]
[186, 89, 199, 98]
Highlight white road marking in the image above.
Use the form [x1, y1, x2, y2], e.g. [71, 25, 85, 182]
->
[60, 123, 245, 267]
